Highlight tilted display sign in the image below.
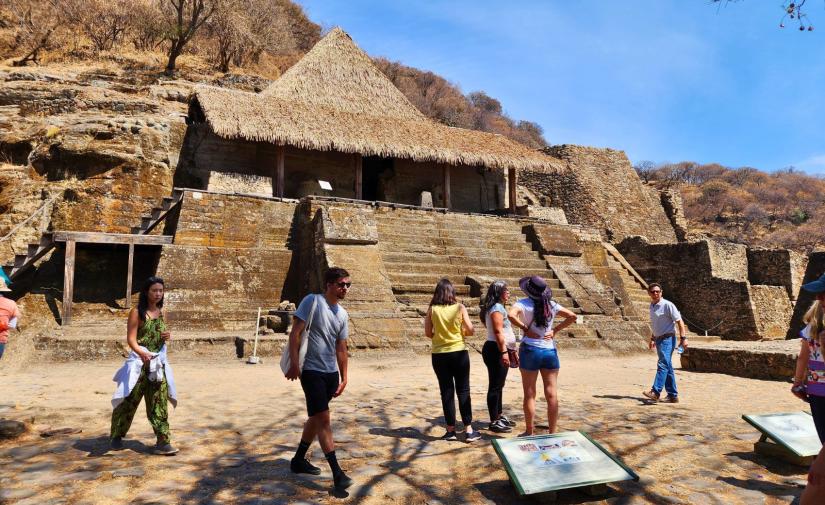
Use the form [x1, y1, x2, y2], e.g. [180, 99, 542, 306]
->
[492, 431, 638, 495]
[742, 412, 822, 462]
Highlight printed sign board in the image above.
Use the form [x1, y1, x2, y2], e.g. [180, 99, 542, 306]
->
[491, 431, 638, 495]
[742, 412, 822, 457]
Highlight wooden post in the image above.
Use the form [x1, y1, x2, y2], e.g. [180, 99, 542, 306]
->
[274, 145, 285, 198]
[443, 164, 451, 209]
[62, 240, 75, 326]
[125, 243, 134, 309]
[508, 167, 517, 214]
[354, 154, 363, 200]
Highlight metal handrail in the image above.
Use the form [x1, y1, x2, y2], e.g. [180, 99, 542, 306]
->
[0, 196, 57, 245]
[681, 315, 724, 337]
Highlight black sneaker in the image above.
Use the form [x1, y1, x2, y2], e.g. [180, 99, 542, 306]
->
[334, 471, 354, 490]
[465, 430, 482, 442]
[488, 420, 512, 433]
[110, 437, 124, 450]
[440, 431, 458, 441]
[499, 415, 517, 427]
[291, 457, 322, 475]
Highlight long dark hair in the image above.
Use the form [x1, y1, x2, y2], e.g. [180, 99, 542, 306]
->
[533, 293, 553, 328]
[137, 276, 165, 322]
[480, 281, 507, 327]
[430, 278, 457, 306]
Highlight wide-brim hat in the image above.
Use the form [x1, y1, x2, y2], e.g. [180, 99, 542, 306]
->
[519, 275, 552, 300]
[802, 273, 825, 294]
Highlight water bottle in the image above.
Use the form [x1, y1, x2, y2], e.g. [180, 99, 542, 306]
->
[676, 345, 684, 354]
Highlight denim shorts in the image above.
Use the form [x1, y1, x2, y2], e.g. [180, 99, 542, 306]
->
[519, 344, 560, 371]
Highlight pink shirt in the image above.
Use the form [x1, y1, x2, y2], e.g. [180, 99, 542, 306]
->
[0, 296, 21, 344]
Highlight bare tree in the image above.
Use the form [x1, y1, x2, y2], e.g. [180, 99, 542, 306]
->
[633, 160, 657, 183]
[64, 0, 131, 52]
[712, 0, 816, 31]
[129, 1, 166, 51]
[162, 0, 217, 75]
[2, 0, 62, 66]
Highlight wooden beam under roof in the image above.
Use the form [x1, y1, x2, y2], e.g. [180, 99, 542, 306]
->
[52, 231, 173, 245]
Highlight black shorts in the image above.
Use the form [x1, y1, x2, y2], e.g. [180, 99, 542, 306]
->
[300, 370, 340, 417]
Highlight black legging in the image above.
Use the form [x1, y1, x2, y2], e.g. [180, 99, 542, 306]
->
[482, 340, 509, 422]
[810, 394, 825, 443]
[431, 350, 472, 427]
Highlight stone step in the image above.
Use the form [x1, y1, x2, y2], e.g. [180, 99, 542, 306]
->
[381, 251, 546, 265]
[378, 234, 534, 251]
[376, 224, 526, 239]
[392, 283, 471, 296]
[383, 265, 558, 281]
[386, 271, 557, 287]
[382, 256, 548, 271]
[374, 212, 522, 227]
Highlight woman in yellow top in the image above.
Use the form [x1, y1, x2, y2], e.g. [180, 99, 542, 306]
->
[425, 278, 479, 442]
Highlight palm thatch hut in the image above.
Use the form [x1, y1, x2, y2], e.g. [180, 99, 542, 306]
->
[183, 27, 562, 212]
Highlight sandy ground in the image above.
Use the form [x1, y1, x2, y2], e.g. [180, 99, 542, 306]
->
[0, 349, 814, 505]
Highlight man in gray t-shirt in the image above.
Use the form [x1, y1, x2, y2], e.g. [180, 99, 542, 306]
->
[642, 283, 687, 403]
[285, 267, 353, 491]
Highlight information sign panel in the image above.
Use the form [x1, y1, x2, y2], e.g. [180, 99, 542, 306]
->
[491, 431, 638, 495]
[742, 412, 822, 457]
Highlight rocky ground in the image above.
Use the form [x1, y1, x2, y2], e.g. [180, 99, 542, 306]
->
[0, 349, 814, 505]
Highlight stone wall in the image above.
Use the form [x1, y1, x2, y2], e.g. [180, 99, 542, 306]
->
[519, 145, 678, 244]
[302, 199, 403, 348]
[156, 190, 299, 330]
[747, 248, 807, 300]
[659, 188, 689, 242]
[618, 237, 760, 339]
[787, 252, 825, 340]
[750, 285, 794, 339]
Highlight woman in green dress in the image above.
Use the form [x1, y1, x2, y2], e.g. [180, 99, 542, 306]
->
[110, 276, 178, 455]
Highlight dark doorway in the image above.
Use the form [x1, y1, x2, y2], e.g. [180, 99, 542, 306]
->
[362, 156, 394, 201]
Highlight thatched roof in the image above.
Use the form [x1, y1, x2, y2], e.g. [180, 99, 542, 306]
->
[191, 28, 562, 172]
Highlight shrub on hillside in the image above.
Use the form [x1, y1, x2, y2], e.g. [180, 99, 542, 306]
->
[635, 160, 825, 252]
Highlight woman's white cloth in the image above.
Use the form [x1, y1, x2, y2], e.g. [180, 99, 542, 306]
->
[111, 344, 177, 409]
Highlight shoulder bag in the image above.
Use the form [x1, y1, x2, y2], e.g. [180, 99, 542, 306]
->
[280, 294, 319, 375]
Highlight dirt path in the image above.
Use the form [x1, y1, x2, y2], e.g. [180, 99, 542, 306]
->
[0, 350, 812, 504]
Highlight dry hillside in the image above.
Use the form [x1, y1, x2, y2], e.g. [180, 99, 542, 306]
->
[0, 0, 547, 148]
[636, 161, 825, 253]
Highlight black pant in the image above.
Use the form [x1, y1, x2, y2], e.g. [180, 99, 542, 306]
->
[482, 341, 509, 422]
[810, 394, 825, 443]
[431, 350, 472, 427]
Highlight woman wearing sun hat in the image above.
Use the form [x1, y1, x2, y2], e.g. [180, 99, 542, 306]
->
[791, 272, 825, 443]
[508, 275, 577, 435]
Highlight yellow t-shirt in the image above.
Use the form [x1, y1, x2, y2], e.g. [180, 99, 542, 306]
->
[430, 304, 466, 354]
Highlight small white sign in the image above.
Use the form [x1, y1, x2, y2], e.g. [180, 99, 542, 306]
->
[318, 180, 332, 191]
[192, 192, 203, 200]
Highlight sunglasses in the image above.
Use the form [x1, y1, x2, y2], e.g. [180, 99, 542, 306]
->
[649, 290, 661, 294]
[336, 282, 352, 288]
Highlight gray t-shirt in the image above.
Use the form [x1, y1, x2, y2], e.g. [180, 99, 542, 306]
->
[294, 294, 349, 373]
[649, 298, 682, 338]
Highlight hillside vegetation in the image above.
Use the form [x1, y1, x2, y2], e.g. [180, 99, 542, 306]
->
[0, 0, 547, 148]
[636, 161, 825, 253]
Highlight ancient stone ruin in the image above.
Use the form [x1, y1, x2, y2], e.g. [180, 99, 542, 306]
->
[0, 28, 811, 368]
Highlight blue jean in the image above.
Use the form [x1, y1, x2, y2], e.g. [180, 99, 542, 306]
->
[0, 342, 5, 359]
[652, 335, 678, 396]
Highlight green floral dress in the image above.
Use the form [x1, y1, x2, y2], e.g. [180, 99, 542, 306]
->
[110, 315, 171, 442]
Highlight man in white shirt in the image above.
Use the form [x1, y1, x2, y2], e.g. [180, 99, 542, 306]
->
[642, 283, 687, 403]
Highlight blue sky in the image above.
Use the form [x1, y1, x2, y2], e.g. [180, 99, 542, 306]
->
[297, 1, 825, 174]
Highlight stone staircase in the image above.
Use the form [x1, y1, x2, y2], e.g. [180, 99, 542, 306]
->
[2, 232, 56, 281]
[130, 189, 184, 234]
[605, 252, 651, 318]
[372, 208, 601, 349]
